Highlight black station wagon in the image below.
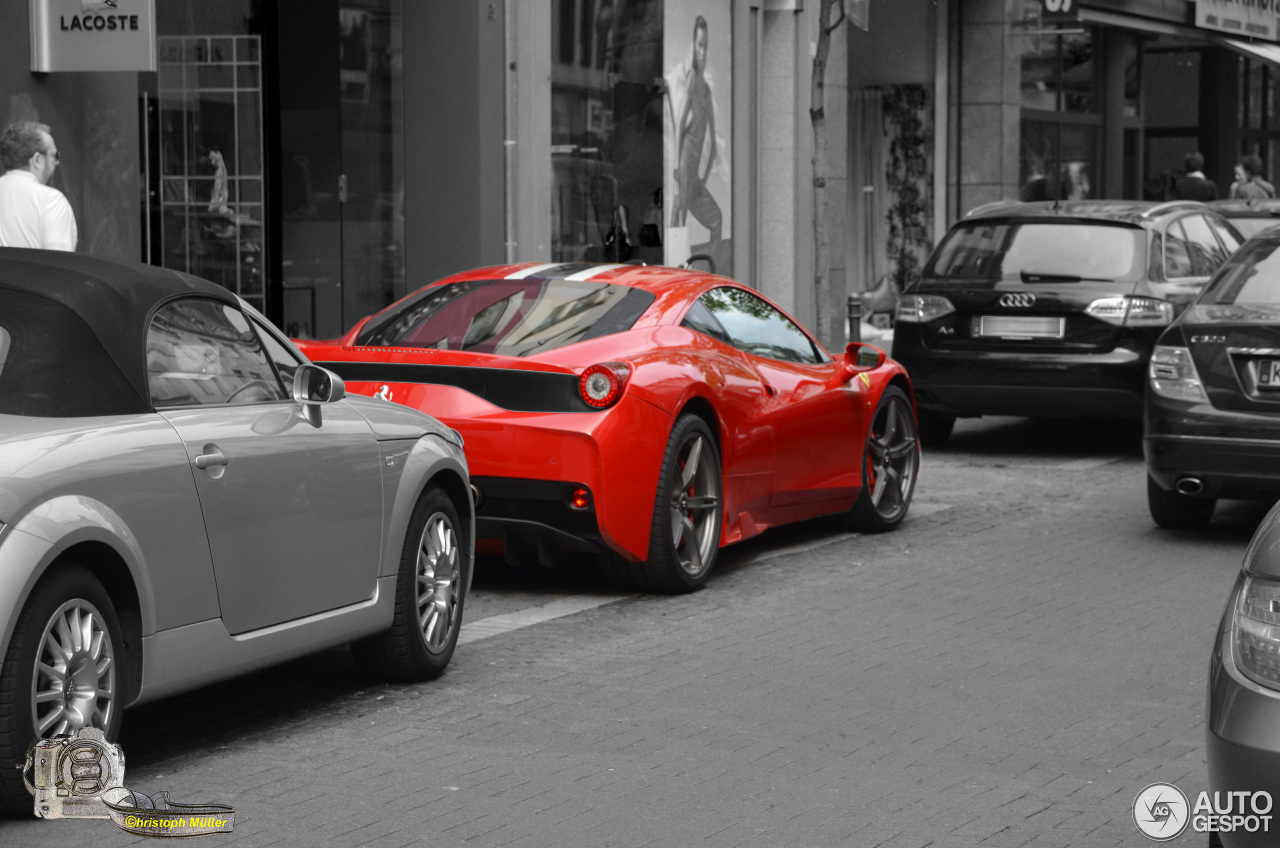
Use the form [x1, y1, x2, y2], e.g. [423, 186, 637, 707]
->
[892, 200, 1244, 445]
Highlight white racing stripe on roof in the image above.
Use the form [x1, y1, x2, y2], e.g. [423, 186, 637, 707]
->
[505, 262, 563, 279]
[564, 264, 626, 281]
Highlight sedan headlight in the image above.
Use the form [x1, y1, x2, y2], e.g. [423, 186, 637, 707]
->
[1235, 574, 1280, 692]
[895, 295, 955, 323]
[1148, 345, 1209, 403]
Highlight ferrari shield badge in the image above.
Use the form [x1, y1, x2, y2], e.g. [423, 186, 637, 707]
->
[858, 373, 871, 389]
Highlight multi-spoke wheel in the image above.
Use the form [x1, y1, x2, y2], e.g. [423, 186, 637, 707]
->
[848, 386, 919, 533]
[353, 487, 468, 681]
[416, 510, 462, 653]
[609, 414, 722, 594]
[0, 565, 123, 817]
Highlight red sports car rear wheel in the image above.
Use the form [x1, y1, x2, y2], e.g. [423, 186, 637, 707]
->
[609, 414, 722, 593]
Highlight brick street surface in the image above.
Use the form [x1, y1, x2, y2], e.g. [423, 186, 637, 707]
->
[2, 417, 1260, 847]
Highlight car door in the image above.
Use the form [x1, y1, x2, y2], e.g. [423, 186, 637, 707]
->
[147, 297, 383, 635]
[699, 287, 863, 508]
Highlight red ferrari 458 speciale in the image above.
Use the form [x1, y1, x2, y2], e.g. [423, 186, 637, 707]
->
[296, 262, 919, 593]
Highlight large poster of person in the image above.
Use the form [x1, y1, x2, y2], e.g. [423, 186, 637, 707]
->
[664, 1, 732, 274]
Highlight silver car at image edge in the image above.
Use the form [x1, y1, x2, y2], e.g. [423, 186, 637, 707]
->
[0, 247, 473, 816]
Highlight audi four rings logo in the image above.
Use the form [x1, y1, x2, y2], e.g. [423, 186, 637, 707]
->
[999, 293, 1036, 308]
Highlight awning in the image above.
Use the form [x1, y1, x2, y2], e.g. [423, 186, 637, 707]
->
[1078, 8, 1208, 39]
[1218, 37, 1280, 68]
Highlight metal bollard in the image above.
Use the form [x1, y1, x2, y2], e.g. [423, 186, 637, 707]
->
[847, 294, 863, 343]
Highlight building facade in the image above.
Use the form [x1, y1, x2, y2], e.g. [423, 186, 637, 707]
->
[4, 0, 1277, 347]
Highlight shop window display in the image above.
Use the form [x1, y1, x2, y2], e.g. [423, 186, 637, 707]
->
[551, 0, 664, 266]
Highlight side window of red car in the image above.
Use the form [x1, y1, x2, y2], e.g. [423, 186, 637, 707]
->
[147, 299, 288, 408]
[699, 287, 822, 364]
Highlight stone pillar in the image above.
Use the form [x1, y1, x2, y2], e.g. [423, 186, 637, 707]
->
[955, 0, 1020, 214]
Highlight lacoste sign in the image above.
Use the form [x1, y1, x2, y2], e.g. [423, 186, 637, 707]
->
[1195, 0, 1280, 42]
[30, 0, 157, 72]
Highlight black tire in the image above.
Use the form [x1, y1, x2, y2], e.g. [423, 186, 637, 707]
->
[607, 414, 722, 594]
[916, 409, 955, 448]
[847, 386, 919, 533]
[1148, 474, 1215, 529]
[353, 487, 468, 682]
[0, 565, 123, 817]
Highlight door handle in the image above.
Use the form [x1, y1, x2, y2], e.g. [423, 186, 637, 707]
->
[195, 448, 229, 469]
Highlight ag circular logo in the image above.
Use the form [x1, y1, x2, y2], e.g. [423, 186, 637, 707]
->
[1134, 783, 1190, 840]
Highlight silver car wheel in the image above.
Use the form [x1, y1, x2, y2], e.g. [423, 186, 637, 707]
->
[417, 511, 461, 653]
[31, 599, 116, 738]
[668, 433, 720, 578]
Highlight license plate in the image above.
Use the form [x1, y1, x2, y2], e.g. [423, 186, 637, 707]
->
[978, 316, 1064, 339]
[1259, 360, 1280, 388]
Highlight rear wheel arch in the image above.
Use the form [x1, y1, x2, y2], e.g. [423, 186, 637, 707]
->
[676, 395, 723, 457]
[40, 544, 143, 708]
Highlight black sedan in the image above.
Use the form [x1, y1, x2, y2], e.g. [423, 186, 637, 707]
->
[893, 200, 1242, 445]
[1145, 229, 1280, 527]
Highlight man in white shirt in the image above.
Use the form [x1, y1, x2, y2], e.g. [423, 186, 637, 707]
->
[0, 121, 78, 251]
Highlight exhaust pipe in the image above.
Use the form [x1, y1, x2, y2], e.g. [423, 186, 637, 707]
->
[1176, 477, 1204, 496]
[470, 484, 485, 510]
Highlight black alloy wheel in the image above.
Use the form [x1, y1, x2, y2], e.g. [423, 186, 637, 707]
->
[848, 386, 919, 533]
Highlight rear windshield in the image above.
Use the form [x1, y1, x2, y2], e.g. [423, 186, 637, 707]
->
[925, 221, 1145, 282]
[0, 287, 144, 417]
[1200, 236, 1280, 305]
[356, 278, 656, 356]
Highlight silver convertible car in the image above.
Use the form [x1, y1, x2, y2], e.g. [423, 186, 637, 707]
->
[0, 248, 473, 815]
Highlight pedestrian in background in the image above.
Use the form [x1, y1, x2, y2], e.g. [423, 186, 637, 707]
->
[1171, 151, 1218, 202]
[0, 121, 77, 251]
[1229, 154, 1276, 201]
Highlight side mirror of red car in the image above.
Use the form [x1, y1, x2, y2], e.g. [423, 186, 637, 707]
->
[847, 342, 886, 371]
[830, 342, 885, 386]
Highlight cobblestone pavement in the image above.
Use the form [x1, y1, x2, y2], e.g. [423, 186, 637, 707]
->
[3, 417, 1260, 847]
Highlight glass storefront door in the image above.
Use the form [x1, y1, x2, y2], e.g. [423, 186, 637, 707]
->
[145, 0, 403, 339]
[277, 0, 403, 340]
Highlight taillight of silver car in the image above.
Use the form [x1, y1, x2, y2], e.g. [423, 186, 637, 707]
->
[895, 295, 955, 323]
[1084, 296, 1174, 327]
[1148, 345, 1209, 403]
[1234, 574, 1280, 692]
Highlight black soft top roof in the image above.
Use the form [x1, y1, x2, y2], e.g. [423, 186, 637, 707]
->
[0, 247, 239, 415]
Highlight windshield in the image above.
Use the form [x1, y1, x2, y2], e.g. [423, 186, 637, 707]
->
[925, 221, 1145, 282]
[356, 278, 656, 356]
[1200, 236, 1280, 305]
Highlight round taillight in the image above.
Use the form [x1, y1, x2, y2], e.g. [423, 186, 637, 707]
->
[579, 363, 629, 408]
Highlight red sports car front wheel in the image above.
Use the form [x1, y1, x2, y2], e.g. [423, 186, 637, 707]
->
[848, 386, 919, 533]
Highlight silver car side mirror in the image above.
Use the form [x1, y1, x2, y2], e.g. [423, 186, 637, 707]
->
[293, 364, 345, 427]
